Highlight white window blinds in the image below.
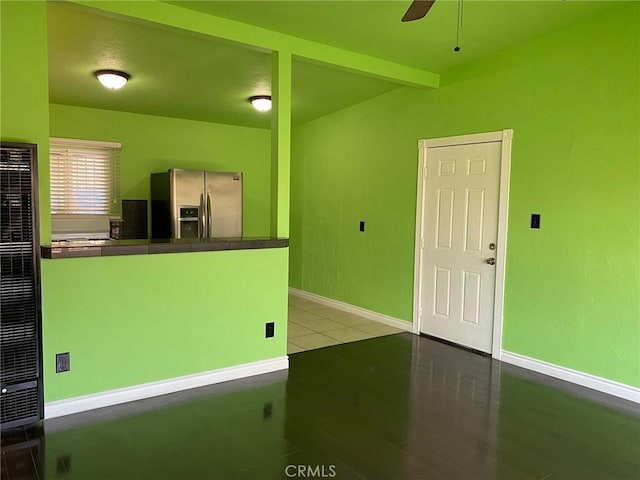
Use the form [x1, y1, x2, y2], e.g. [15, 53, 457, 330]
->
[50, 138, 121, 215]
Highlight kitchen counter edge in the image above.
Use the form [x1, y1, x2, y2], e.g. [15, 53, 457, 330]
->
[41, 238, 289, 259]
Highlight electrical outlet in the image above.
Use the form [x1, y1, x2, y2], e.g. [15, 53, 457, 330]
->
[56, 454, 71, 474]
[265, 322, 275, 338]
[263, 401, 273, 419]
[56, 352, 70, 373]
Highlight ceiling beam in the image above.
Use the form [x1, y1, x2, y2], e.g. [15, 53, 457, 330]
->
[69, 0, 440, 89]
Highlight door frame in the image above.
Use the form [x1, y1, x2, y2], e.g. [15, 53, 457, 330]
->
[412, 129, 513, 359]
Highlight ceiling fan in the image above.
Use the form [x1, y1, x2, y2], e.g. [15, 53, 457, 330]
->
[401, 0, 436, 22]
[401, 0, 464, 52]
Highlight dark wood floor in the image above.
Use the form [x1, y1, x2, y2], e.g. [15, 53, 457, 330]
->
[2, 333, 639, 479]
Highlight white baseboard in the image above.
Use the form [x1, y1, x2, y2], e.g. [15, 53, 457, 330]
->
[45, 356, 289, 419]
[501, 350, 640, 404]
[288, 287, 412, 332]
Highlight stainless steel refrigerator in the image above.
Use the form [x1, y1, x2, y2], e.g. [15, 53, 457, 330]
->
[150, 169, 242, 239]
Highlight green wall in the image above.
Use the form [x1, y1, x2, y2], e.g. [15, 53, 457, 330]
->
[290, 4, 639, 386]
[1, 3, 288, 405]
[50, 104, 272, 236]
[0, 0, 51, 242]
[42, 248, 288, 402]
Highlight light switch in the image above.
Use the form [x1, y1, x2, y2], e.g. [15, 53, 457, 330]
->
[531, 214, 541, 229]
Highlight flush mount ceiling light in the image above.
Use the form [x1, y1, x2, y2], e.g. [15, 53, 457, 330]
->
[249, 95, 272, 112]
[94, 70, 130, 90]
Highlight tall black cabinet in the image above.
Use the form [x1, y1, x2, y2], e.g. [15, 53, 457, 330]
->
[0, 142, 43, 429]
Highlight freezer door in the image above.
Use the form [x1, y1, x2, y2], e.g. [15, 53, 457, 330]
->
[171, 169, 205, 239]
[205, 172, 242, 237]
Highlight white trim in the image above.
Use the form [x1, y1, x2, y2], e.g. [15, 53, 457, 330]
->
[289, 288, 413, 332]
[501, 350, 640, 404]
[413, 129, 513, 357]
[412, 144, 427, 335]
[418, 130, 503, 149]
[44, 356, 289, 419]
[490, 129, 513, 358]
[50, 137, 122, 149]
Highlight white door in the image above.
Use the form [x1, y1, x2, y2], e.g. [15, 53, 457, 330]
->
[418, 141, 502, 353]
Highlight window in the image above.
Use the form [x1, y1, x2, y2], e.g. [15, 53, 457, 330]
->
[50, 138, 121, 215]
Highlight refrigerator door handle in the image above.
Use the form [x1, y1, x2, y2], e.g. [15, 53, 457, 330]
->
[207, 194, 212, 238]
[200, 193, 206, 239]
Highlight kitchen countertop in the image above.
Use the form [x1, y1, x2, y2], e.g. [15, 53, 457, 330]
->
[41, 237, 289, 259]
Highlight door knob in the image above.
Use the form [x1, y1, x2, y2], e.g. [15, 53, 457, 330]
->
[486, 257, 496, 265]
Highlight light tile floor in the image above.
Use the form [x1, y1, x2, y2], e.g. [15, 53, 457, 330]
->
[287, 294, 405, 354]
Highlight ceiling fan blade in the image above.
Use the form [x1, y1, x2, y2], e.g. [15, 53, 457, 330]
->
[401, 0, 436, 22]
